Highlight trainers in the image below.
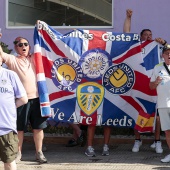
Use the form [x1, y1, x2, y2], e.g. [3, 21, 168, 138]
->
[36, 151, 47, 163]
[155, 141, 163, 154]
[85, 146, 96, 157]
[150, 141, 156, 149]
[161, 154, 170, 163]
[132, 140, 142, 152]
[66, 138, 78, 147]
[77, 130, 87, 147]
[15, 151, 22, 163]
[102, 145, 109, 156]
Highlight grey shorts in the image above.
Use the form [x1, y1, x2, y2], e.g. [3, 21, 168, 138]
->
[0, 131, 18, 163]
[17, 98, 47, 131]
[158, 108, 170, 131]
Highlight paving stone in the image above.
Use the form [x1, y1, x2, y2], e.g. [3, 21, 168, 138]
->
[0, 140, 169, 170]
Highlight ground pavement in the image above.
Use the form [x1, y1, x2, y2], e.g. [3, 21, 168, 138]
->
[0, 135, 170, 170]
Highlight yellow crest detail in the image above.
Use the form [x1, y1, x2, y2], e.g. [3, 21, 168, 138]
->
[109, 68, 127, 87]
[77, 82, 104, 116]
[56, 64, 76, 82]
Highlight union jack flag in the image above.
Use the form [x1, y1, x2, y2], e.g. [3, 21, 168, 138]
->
[34, 21, 159, 132]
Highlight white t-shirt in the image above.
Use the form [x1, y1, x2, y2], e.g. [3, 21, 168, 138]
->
[0, 68, 26, 135]
[2, 63, 8, 68]
[150, 62, 170, 108]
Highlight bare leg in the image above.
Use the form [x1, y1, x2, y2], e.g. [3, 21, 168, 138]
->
[17, 131, 24, 152]
[70, 124, 81, 139]
[4, 160, 16, 170]
[154, 116, 161, 140]
[165, 130, 170, 149]
[134, 129, 140, 140]
[33, 129, 44, 152]
[103, 126, 111, 145]
[87, 125, 96, 146]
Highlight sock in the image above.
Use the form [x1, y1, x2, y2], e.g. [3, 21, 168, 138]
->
[88, 146, 93, 149]
[155, 140, 160, 143]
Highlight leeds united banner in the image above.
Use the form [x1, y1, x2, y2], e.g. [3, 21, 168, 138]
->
[34, 21, 158, 132]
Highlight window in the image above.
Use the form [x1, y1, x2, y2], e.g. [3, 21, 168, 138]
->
[7, 0, 113, 29]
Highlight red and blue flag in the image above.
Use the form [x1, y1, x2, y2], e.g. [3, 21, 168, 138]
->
[34, 21, 159, 132]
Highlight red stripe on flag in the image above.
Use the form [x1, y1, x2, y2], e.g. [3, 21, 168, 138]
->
[137, 110, 150, 118]
[78, 30, 106, 125]
[133, 71, 157, 96]
[42, 56, 53, 78]
[39, 30, 67, 58]
[141, 40, 153, 48]
[134, 124, 153, 132]
[88, 30, 106, 50]
[34, 53, 53, 78]
[41, 103, 50, 107]
[49, 91, 74, 101]
[34, 52, 44, 73]
[120, 95, 144, 113]
[114, 45, 142, 64]
[80, 110, 98, 126]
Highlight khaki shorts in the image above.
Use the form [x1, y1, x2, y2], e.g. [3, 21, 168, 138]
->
[0, 131, 18, 163]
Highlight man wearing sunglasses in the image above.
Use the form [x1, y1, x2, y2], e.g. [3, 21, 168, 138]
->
[0, 37, 48, 164]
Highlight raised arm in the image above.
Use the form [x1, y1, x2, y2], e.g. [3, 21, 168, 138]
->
[0, 45, 3, 58]
[123, 9, 133, 33]
[0, 45, 6, 63]
[155, 37, 167, 46]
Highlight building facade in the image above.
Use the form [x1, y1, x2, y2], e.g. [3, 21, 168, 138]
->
[0, 0, 170, 52]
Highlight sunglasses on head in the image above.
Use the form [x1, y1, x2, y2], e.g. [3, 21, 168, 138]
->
[17, 43, 29, 47]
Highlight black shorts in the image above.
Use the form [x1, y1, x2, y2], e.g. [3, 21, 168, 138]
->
[17, 98, 47, 131]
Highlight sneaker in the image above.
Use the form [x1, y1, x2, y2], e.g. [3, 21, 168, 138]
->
[150, 141, 156, 149]
[66, 138, 78, 147]
[77, 130, 87, 147]
[15, 151, 22, 163]
[161, 154, 170, 163]
[36, 151, 47, 163]
[155, 141, 163, 154]
[85, 146, 96, 157]
[102, 145, 109, 156]
[132, 140, 142, 152]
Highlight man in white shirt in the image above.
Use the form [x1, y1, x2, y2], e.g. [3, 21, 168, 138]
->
[150, 44, 170, 163]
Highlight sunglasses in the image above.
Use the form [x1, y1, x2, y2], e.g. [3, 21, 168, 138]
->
[17, 43, 29, 47]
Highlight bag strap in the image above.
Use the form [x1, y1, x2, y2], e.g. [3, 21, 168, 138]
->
[163, 62, 170, 75]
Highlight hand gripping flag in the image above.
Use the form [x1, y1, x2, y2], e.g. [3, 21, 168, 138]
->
[34, 21, 158, 132]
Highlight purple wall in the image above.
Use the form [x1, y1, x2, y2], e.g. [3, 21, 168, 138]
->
[114, 0, 170, 41]
[0, 0, 170, 53]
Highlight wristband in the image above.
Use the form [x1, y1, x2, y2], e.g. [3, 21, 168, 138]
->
[162, 40, 167, 46]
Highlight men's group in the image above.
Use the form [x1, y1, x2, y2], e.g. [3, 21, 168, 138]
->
[1, 9, 170, 170]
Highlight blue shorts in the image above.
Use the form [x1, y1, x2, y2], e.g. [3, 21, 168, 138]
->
[17, 98, 47, 131]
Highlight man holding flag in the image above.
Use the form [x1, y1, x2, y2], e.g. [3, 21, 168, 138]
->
[123, 9, 167, 153]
